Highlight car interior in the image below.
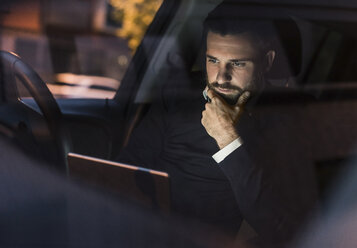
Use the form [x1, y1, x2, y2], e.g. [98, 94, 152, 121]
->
[1, 0, 357, 238]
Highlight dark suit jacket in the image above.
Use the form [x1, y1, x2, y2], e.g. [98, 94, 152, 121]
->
[117, 73, 318, 245]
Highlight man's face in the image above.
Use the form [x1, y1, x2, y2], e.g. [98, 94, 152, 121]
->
[206, 31, 266, 105]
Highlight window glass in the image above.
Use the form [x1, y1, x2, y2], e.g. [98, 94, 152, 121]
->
[301, 21, 357, 84]
[0, 0, 163, 99]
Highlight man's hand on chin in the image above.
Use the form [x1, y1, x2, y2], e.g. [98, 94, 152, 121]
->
[201, 87, 250, 149]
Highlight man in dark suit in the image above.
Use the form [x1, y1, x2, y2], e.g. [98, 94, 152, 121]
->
[118, 2, 317, 246]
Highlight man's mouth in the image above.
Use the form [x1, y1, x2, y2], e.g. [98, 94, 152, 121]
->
[209, 82, 242, 95]
[214, 87, 237, 94]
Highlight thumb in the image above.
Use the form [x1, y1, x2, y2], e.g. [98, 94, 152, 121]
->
[236, 91, 251, 107]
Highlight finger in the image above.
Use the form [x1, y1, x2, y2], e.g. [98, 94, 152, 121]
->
[206, 87, 217, 100]
[203, 87, 211, 103]
[206, 88, 225, 104]
[204, 102, 211, 110]
[237, 91, 251, 106]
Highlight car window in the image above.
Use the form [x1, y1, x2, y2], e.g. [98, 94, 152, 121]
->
[299, 21, 357, 84]
[0, 0, 163, 99]
[2, 1, 357, 246]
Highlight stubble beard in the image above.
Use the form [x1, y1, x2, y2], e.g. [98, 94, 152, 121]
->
[205, 72, 263, 105]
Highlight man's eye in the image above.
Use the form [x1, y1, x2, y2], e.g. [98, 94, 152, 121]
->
[208, 58, 218, 64]
[233, 61, 246, 67]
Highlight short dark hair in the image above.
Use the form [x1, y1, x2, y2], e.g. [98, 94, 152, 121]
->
[203, 2, 276, 55]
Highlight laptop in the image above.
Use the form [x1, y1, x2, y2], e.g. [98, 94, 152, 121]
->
[67, 152, 170, 212]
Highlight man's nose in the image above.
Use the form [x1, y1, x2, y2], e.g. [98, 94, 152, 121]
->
[216, 64, 232, 84]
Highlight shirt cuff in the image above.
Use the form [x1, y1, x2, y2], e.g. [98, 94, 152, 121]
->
[212, 137, 243, 163]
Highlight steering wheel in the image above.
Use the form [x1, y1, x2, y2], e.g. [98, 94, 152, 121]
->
[0, 51, 69, 172]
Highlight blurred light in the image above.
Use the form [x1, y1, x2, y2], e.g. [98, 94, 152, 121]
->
[117, 55, 128, 66]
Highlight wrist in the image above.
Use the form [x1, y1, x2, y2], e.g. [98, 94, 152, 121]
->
[216, 128, 239, 149]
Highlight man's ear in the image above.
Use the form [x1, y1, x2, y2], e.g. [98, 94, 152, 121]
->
[265, 50, 276, 72]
